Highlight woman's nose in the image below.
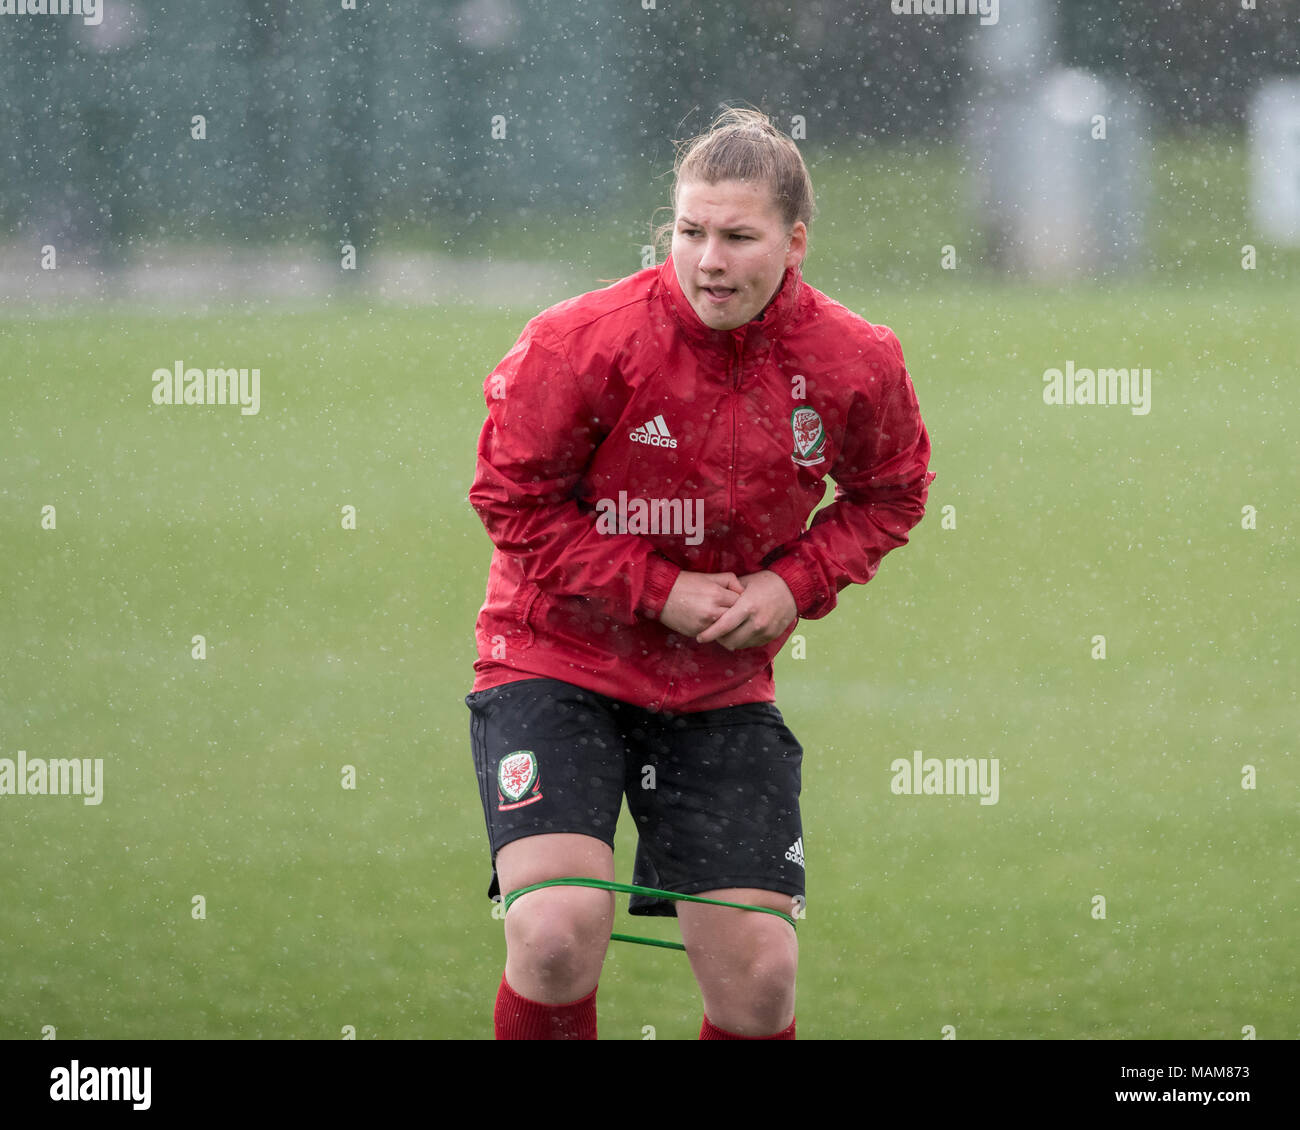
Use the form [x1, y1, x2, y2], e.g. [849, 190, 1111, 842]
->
[698, 236, 726, 271]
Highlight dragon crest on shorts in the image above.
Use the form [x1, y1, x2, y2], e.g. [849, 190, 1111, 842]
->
[497, 750, 543, 811]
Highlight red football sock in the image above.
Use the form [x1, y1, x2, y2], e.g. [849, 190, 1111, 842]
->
[700, 1014, 796, 1040]
[494, 973, 598, 1040]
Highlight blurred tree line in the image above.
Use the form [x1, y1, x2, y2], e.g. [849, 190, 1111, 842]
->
[0, 0, 1295, 253]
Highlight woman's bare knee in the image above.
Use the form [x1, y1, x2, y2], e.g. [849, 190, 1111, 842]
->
[497, 834, 616, 1003]
[503, 887, 613, 1001]
[678, 893, 799, 1035]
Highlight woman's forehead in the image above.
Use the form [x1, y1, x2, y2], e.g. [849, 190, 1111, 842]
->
[675, 179, 781, 225]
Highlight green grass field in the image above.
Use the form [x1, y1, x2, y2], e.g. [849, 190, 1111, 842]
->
[2, 138, 1297, 1039]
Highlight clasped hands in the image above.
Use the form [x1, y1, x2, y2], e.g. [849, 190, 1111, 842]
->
[657, 570, 797, 651]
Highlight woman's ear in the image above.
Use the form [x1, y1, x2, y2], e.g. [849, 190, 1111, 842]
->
[786, 221, 808, 269]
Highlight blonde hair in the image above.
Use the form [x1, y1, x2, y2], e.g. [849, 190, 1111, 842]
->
[653, 105, 814, 262]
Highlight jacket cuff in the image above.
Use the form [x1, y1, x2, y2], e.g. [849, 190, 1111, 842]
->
[765, 555, 823, 619]
[637, 554, 682, 620]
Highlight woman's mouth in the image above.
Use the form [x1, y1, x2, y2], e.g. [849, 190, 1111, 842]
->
[702, 286, 737, 304]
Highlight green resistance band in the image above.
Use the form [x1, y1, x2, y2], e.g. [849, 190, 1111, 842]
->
[502, 876, 798, 952]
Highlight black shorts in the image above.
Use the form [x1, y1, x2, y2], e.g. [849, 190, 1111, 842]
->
[466, 676, 805, 917]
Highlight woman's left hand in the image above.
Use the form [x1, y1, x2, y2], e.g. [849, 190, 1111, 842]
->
[694, 571, 797, 651]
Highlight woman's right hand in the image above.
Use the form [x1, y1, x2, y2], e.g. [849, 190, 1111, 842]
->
[657, 571, 745, 638]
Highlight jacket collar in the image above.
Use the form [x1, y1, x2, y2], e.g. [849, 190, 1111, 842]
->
[658, 252, 803, 357]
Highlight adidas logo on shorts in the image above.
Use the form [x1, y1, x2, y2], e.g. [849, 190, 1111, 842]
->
[784, 837, 804, 868]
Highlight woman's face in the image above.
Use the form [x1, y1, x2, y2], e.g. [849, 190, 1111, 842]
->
[672, 178, 807, 332]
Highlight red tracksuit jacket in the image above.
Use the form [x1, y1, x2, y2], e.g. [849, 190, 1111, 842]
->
[468, 254, 935, 713]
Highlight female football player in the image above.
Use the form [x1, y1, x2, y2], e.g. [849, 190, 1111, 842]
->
[467, 105, 935, 1039]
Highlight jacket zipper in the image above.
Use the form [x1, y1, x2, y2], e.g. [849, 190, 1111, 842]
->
[661, 334, 746, 712]
[727, 333, 744, 565]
